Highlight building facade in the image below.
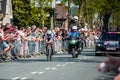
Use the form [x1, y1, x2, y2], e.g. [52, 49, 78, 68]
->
[0, 0, 68, 28]
[0, 0, 13, 25]
[55, 1, 68, 30]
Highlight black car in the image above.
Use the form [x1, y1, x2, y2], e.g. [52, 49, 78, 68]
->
[95, 32, 120, 56]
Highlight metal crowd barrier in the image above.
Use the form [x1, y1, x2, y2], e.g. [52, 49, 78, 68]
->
[0, 39, 68, 61]
[37, 39, 68, 54]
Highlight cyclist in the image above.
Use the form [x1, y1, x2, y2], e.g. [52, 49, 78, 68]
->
[44, 30, 55, 55]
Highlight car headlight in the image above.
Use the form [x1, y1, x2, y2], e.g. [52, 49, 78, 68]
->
[97, 44, 102, 46]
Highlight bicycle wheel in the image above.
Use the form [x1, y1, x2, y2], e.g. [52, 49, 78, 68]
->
[72, 48, 76, 58]
[47, 45, 52, 61]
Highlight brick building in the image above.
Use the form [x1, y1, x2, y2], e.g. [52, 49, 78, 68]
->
[55, 3, 68, 30]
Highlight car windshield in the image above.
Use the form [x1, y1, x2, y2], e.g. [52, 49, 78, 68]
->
[100, 32, 120, 41]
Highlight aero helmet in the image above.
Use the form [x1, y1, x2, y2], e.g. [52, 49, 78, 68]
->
[47, 30, 52, 34]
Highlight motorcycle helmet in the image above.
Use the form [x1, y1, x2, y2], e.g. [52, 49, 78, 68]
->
[73, 16, 78, 20]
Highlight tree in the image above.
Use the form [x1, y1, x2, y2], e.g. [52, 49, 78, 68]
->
[35, 0, 53, 27]
[13, 0, 37, 27]
[89, 0, 120, 31]
[12, 0, 53, 28]
[62, 0, 120, 31]
[81, 0, 97, 28]
[62, 0, 83, 21]
[62, 0, 83, 29]
[71, 0, 83, 22]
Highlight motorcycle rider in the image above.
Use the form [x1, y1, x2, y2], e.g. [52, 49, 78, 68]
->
[67, 26, 81, 54]
[70, 16, 80, 30]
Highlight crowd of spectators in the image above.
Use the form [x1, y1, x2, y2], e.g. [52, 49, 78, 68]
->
[0, 23, 99, 62]
[0, 23, 68, 62]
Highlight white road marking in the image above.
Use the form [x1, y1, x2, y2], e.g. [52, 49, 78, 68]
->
[83, 56, 88, 59]
[21, 77, 28, 80]
[12, 77, 20, 80]
[38, 72, 44, 74]
[51, 67, 56, 70]
[70, 62, 74, 64]
[62, 65, 65, 66]
[31, 72, 37, 74]
[65, 62, 70, 64]
[45, 68, 50, 70]
[57, 65, 61, 66]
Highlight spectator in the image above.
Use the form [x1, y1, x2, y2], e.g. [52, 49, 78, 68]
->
[104, 54, 120, 80]
[11, 26, 23, 59]
[1, 27, 11, 60]
[26, 27, 34, 57]
[5, 23, 14, 31]
[19, 27, 26, 58]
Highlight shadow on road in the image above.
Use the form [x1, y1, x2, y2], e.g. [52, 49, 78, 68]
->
[52, 56, 102, 63]
[0, 52, 112, 63]
[8, 55, 102, 63]
[12, 58, 47, 63]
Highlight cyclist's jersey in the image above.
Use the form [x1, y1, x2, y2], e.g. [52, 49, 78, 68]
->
[44, 32, 55, 42]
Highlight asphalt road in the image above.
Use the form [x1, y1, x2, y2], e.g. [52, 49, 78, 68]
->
[0, 47, 117, 80]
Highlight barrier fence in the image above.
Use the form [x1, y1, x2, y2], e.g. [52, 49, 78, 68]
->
[0, 39, 68, 61]
[0, 37, 95, 62]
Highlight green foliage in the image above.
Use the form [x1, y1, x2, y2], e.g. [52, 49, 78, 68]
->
[13, 0, 53, 28]
[13, 0, 120, 29]
[62, 0, 120, 28]
[89, 0, 120, 28]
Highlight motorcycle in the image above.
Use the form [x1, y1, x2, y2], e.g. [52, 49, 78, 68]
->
[68, 38, 82, 58]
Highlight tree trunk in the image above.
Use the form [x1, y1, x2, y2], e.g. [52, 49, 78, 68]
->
[103, 13, 111, 32]
[78, 4, 81, 22]
[78, 0, 82, 28]
[78, 4, 82, 28]
[68, 0, 70, 29]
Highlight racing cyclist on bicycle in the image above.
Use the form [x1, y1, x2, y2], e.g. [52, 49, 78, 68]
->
[44, 30, 55, 55]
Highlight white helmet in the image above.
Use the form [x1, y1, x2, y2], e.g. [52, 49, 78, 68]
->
[47, 30, 52, 34]
[73, 16, 78, 20]
[72, 26, 77, 30]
